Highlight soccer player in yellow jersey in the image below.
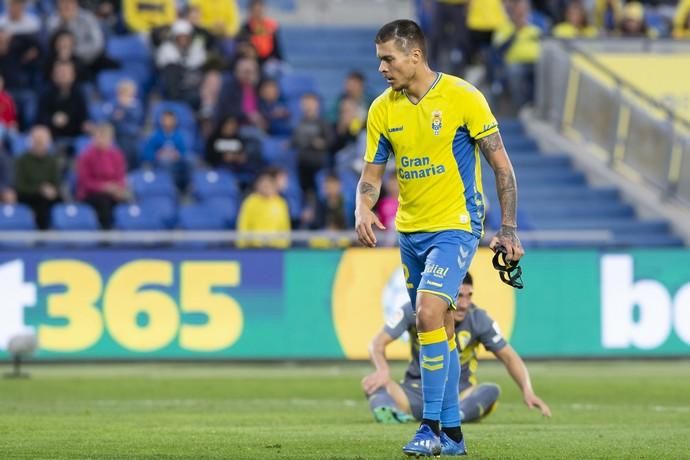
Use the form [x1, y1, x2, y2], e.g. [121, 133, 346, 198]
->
[355, 20, 524, 457]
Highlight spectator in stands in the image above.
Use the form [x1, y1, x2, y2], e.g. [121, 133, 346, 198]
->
[156, 19, 207, 106]
[80, 0, 119, 36]
[76, 123, 129, 229]
[239, 0, 283, 68]
[492, 0, 542, 111]
[616, 2, 655, 38]
[205, 115, 263, 183]
[467, 0, 508, 75]
[552, 0, 598, 38]
[331, 97, 364, 157]
[429, 0, 471, 76]
[141, 110, 188, 191]
[198, 69, 223, 139]
[377, 174, 398, 231]
[314, 172, 346, 230]
[48, 0, 105, 67]
[0, 76, 18, 136]
[44, 29, 89, 83]
[102, 79, 144, 170]
[673, 0, 690, 39]
[0, 25, 39, 129]
[188, 0, 239, 39]
[292, 93, 332, 198]
[123, 0, 176, 34]
[237, 169, 290, 248]
[593, 0, 623, 35]
[258, 78, 291, 136]
[329, 71, 371, 123]
[38, 61, 89, 153]
[0, 148, 16, 204]
[15, 126, 61, 229]
[217, 56, 263, 127]
[0, 0, 40, 36]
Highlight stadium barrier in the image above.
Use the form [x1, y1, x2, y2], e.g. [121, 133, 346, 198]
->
[536, 39, 690, 206]
[1, 247, 689, 361]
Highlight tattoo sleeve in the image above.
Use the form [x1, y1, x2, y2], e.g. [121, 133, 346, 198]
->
[357, 181, 380, 208]
[478, 133, 517, 228]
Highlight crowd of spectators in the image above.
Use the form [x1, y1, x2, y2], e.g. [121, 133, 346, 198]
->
[419, 0, 690, 112]
[0, 0, 686, 242]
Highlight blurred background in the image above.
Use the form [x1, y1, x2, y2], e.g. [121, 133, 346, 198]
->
[0, 0, 688, 368]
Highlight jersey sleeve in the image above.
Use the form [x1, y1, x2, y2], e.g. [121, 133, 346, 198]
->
[474, 308, 507, 352]
[462, 85, 499, 141]
[363, 96, 393, 164]
[383, 302, 414, 340]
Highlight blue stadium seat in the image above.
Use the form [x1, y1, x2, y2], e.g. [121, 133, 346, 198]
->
[191, 169, 239, 201]
[203, 196, 239, 228]
[0, 204, 35, 230]
[73, 135, 92, 156]
[280, 73, 318, 100]
[114, 204, 165, 230]
[8, 132, 29, 156]
[51, 204, 99, 230]
[137, 196, 178, 229]
[128, 169, 177, 200]
[178, 203, 228, 230]
[106, 34, 151, 63]
[260, 136, 293, 165]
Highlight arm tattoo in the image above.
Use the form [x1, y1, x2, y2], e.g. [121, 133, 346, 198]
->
[478, 132, 518, 229]
[358, 181, 380, 206]
[477, 132, 503, 156]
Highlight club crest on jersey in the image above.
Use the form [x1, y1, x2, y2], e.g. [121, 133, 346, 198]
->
[431, 110, 442, 136]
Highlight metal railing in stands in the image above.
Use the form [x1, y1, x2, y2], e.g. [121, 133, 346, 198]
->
[0, 230, 614, 246]
[536, 39, 690, 206]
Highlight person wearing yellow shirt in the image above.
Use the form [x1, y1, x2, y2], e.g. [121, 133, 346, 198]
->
[673, 0, 690, 39]
[492, 0, 541, 110]
[552, 0, 598, 39]
[187, 0, 239, 37]
[616, 2, 657, 38]
[123, 0, 176, 34]
[467, 0, 508, 52]
[237, 170, 291, 248]
[593, 0, 623, 35]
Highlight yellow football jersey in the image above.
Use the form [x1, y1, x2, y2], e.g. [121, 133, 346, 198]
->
[364, 73, 498, 236]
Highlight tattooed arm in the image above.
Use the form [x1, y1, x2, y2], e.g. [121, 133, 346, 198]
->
[477, 132, 524, 262]
[355, 162, 387, 247]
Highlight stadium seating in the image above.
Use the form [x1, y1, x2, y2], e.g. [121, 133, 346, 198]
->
[191, 169, 240, 201]
[128, 169, 178, 201]
[114, 204, 165, 230]
[51, 204, 100, 231]
[137, 196, 178, 229]
[178, 203, 228, 230]
[0, 204, 35, 230]
[203, 196, 239, 228]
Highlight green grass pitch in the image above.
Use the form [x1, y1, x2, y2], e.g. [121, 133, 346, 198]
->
[1, 361, 689, 459]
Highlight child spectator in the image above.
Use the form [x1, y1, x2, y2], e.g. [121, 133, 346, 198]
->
[291, 93, 332, 197]
[258, 79, 291, 136]
[617, 2, 656, 38]
[15, 126, 61, 229]
[141, 110, 188, 191]
[377, 173, 399, 230]
[76, 123, 129, 229]
[237, 169, 290, 248]
[102, 79, 144, 169]
[314, 172, 346, 230]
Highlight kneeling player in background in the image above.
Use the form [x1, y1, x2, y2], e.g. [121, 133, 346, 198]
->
[362, 273, 551, 424]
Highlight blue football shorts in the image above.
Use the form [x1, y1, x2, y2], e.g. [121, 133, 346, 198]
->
[399, 229, 479, 310]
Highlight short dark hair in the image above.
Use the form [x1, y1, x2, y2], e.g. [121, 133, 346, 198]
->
[375, 19, 426, 55]
[462, 272, 473, 286]
[347, 70, 365, 82]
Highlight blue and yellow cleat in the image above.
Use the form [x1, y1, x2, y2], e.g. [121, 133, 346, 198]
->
[440, 432, 467, 456]
[402, 424, 441, 457]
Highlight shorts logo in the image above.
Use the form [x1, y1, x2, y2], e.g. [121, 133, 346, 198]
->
[431, 110, 442, 136]
[457, 247, 469, 269]
[424, 263, 449, 278]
